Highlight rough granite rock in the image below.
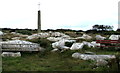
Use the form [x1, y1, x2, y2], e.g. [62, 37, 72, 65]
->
[72, 52, 115, 61]
[109, 35, 120, 40]
[1, 52, 21, 57]
[70, 43, 84, 50]
[95, 35, 106, 40]
[27, 32, 70, 40]
[72, 52, 116, 66]
[52, 39, 75, 51]
[1, 40, 40, 49]
[70, 41, 100, 50]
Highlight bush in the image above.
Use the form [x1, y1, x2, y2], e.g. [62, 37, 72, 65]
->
[2, 33, 20, 41]
[76, 39, 86, 43]
[82, 45, 91, 50]
[65, 42, 74, 47]
[27, 38, 53, 51]
[76, 39, 93, 43]
[15, 30, 32, 35]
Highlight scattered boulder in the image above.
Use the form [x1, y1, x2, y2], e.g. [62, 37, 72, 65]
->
[52, 39, 75, 52]
[72, 52, 115, 61]
[95, 35, 106, 40]
[109, 35, 120, 40]
[47, 32, 71, 42]
[51, 32, 63, 37]
[11, 32, 21, 35]
[90, 41, 100, 47]
[10, 32, 28, 38]
[82, 34, 92, 39]
[70, 43, 84, 50]
[96, 59, 108, 66]
[1, 52, 21, 57]
[83, 41, 94, 48]
[27, 32, 50, 39]
[27, 32, 71, 43]
[85, 51, 96, 55]
[27, 34, 39, 39]
[47, 36, 71, 42]
[72, 52, 115, 66]
[1, 40, 40, 49]
[39, 33, 50, 38]
[72, 52, 81, 58]
[27, 32, 71, 40]
[50, 32, 70, 37]
[70, 41, 100, 50]
[51, 48, 59, 52]
[11, 37, 21, 40]
[52, 40, 65, 49]
[47, 37, 63, 42]
[62, 35, 71, 39]
[83, 41, 100, 48]
[75, 34, 92, 40]
[19, 35, 28, 37]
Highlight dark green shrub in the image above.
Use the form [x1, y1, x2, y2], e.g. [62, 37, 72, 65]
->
[76, 39, 86, 43]
[2, 33, 20, 41]
[76, 38, 93, 43]
[82, 45, 91, 50]
[27, 38, 53, 51]
[16, 30, 32, 35]
[65, 42, 74, 47]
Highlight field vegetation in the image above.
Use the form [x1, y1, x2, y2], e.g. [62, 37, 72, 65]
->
[1, 26, 120, 71]
[2, 49, 120, 71]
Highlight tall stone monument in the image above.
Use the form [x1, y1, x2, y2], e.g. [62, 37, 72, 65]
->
[38, 3, 41, 33]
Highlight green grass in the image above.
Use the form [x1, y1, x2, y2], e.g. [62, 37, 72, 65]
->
[2, 49, 120, 71]
[2, 51, 93, 71]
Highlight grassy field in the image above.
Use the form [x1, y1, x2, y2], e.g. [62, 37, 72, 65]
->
[1, 30, 120, 71]
[2, 49, 120, 71]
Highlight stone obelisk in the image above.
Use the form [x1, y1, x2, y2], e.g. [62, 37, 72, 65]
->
[38, 3, 41, 33]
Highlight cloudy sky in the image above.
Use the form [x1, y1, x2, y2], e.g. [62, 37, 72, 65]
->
[0, 0, 119, 30]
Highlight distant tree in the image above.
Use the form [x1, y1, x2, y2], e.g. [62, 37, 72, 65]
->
[105, 25, 113, 31]
[117, 29, 120, 32]
[92, 24, 99, 31]
[92, 24, 113, 31]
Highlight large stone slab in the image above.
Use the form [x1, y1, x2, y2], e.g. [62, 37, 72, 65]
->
[1, 52, 21, 57]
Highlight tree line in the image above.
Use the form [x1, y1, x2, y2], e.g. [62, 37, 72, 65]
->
[92, 24, 113, 31]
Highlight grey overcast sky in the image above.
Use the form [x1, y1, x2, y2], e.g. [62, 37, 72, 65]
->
[0, 0, 119, 30]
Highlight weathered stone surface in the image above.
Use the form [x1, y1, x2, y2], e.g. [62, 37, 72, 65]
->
[95, 35, 106, 40]
[76, 34, 92, 39]
[109, 35, 120, 40]
[51, 48, 59, 52]
[85, 51, 96, 55]
[11, 37, 21, 40]
[70, 43, 84, 50]
[72, 52, 115, 61]
[1, 40, 40, 49]
[52, 39, 75, 52]
[70, 41, 100, 50]
[96, 59, 108, 66]
[1, 52, 21, 57]
[27, 32, 71, 40]
[27, 32, 50, 39]
[47, 37, 63, 42]
[72, 52, 116, 66]
[83, 41, 100, 48]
